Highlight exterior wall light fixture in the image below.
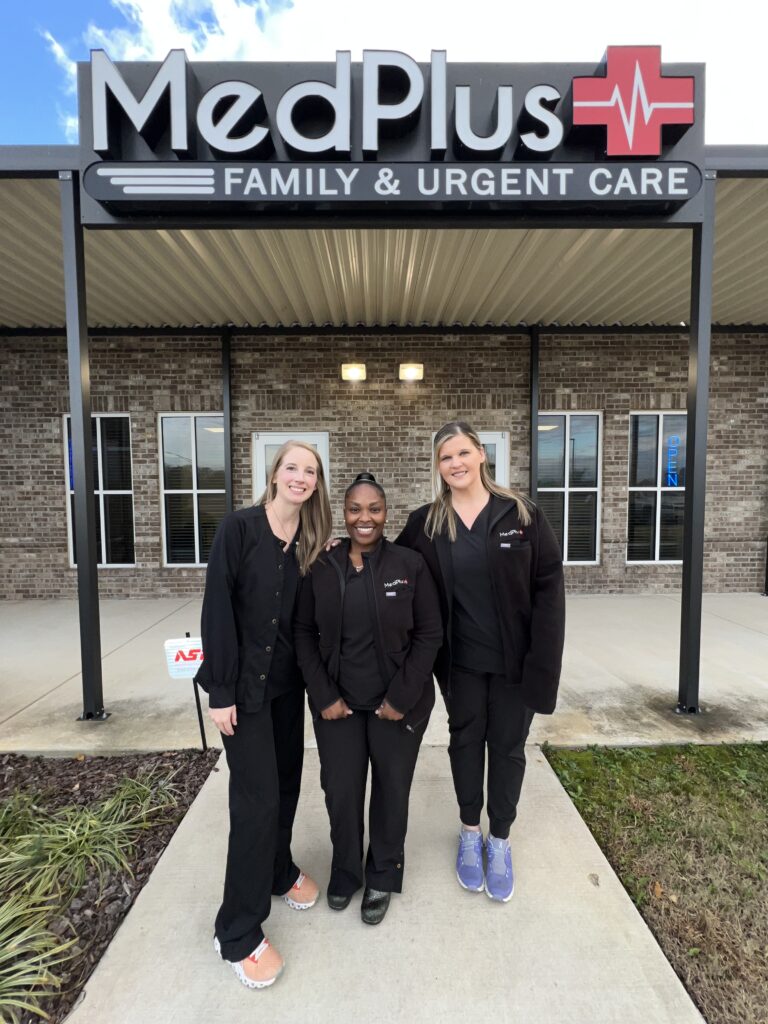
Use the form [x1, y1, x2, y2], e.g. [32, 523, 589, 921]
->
[399, 363, 424, 381]
[341, 363, 366, 381]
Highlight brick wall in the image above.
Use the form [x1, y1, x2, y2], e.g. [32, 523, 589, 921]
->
[539, 331, 768, 593]
[0, 331, 765, 599]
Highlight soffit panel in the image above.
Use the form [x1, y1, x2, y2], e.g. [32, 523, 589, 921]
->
[0, 177, 767, 328]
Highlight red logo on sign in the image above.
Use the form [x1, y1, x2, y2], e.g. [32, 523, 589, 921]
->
[175, 648, 203, 662]
[573, 46, 694, 156]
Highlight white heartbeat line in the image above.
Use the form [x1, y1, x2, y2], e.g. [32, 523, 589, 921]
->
[574, 61, 693, 147]
[96, 166, 215, 196]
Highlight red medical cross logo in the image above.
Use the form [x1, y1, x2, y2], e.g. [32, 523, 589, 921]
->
[573, 46, 694, 157]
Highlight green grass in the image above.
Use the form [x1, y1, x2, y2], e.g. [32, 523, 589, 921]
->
[0, 769, 179, 1023]
[545, 743, 768, 1024]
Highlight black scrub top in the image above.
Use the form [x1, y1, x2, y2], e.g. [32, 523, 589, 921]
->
[338, 557, 387, 710]
[264, 533, 302, 700]
[450, 501, 506, 675]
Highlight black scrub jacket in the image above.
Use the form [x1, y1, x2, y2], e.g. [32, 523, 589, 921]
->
[294, 539, 443, 731]
[194, 504, 297, 711]
[396, 496, 565, 715]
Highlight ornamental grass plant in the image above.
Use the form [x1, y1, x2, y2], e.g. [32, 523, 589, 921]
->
[0, 769, 179, 1023]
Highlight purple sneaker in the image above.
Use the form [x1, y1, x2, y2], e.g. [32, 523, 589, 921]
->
[485, 836, 514, 901]
[456, 829, 484, 892]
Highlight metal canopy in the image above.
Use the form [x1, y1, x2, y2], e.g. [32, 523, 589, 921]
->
[2, 176, 768, 330]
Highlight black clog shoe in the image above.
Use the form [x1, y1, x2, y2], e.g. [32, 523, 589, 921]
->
[361, 887, 391, 925]
[327, 892, 353, 911]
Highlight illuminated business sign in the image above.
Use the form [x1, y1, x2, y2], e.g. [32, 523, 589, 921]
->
[77, 45, 704, 221]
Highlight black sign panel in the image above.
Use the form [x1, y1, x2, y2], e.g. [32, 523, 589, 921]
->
[77, 47, 706, 226]
[84, 160, 702, 206]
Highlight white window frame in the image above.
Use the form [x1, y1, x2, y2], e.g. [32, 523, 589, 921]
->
[478, 431, 510, 488]
[63, 413, 136, 569]
[159, 412, 226, 568]
[626, 411, 686, 565]
[251, 431, 330, 502]
[537, 411, 602, 566]
[430, 429, 510, 495]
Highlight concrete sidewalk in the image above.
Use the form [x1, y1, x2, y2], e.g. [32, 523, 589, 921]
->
[65, 747, 704, 1024]
[1, 593, 766, 754]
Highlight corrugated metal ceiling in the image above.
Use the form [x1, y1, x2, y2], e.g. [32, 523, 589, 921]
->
[1, 177, 767, 329]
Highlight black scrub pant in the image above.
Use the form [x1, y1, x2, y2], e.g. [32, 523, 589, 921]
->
[313, 710, 424, 896]
[446, 667, 535, 839]
[215, 686, 304, 962]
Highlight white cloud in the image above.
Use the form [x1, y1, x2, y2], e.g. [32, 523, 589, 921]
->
[43, 0, 767, 143]
[42, 30, 78, 96]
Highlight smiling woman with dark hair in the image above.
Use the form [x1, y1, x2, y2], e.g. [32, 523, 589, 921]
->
[294, 472, 442, 925]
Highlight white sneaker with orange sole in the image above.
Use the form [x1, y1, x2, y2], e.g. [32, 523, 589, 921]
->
[213, 936, 284, 989]
[282, 871, 319, 910]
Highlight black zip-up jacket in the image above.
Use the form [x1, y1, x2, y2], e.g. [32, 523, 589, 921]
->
[294, 538, 443, 731]
[396, 496, 565, 715]
[194, 504, 294, 711]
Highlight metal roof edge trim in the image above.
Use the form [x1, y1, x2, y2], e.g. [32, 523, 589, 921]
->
[0, 143, 766, 179]
[705, 146, 768, 176]
[0, 146, 79, 178]
[3, 323, 768, 338]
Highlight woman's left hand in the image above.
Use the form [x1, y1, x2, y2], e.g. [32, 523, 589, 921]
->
[375, 700, 404, 722]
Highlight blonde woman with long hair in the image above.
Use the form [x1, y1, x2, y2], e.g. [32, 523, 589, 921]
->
[397, 421, 565, 903]
[195, 441, 332, 989]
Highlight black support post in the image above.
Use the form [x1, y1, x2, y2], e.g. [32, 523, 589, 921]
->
[529, 325, 540, 502]
[222, 328, 233, 514]
[677, 172, 717, 715]
[59, 171, 107, 721]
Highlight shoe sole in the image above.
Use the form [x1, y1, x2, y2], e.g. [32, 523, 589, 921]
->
[283, 893, 318, 910]
[456, 870, 485, 893]
[327, 898, 352, 911]
[484, 878, 515, 902]
[213, 937, 283, 989]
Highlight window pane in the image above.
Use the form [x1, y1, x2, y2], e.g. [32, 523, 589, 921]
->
[67, 418, 99, 490]
[568, 492, 597, 561]
[196, 416, 225, 489]
[104, 494, 135, 564]
[659, 492, 685, 560]
[538, 492, 564, 557]
[484, 443, 497, 482]
[629, 416, 658, 487]
[627, 492, 656, 561]
[71, 493, 103, 565]
[569, 416, 598, 487]
[537, 417, 565, 488]
[661, 415, 687, 489]
[165, 494, 195, 563]
[162, 417, 193, 490]
[198, 493, 227, 563]
[100, 418, 132, 491]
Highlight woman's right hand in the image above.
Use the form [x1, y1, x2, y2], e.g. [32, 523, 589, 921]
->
[321, 698, 353, 720]
[208, 704, 238, 736]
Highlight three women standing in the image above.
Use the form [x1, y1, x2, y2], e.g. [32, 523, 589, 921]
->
[195, 441, 332, 988]
[397, 421, 565, 902]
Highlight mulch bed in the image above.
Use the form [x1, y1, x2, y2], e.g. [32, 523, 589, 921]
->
[1, 748, 220, 1024]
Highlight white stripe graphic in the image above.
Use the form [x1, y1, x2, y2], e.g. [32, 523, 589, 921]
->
[122, 186, 215, 194]
[96, 166, 214, 177]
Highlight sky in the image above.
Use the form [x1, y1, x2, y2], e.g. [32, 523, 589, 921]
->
[0, 0, 765, 146]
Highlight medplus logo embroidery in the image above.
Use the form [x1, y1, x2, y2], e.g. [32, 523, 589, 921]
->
[572, 46, 694, 156]
[384, 579, 408, 588]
